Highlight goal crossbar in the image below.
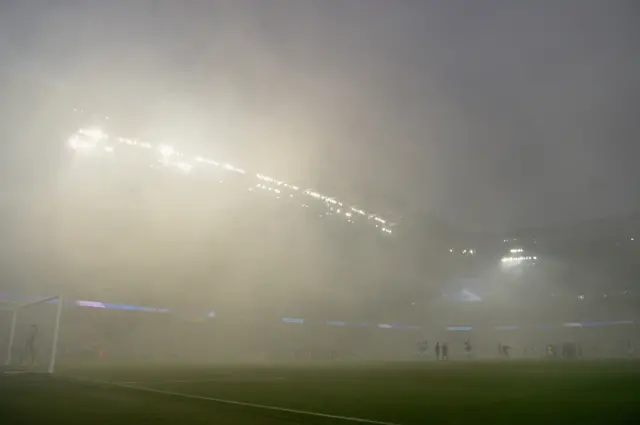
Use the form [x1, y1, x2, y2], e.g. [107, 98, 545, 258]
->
[3, 295, 63, 374]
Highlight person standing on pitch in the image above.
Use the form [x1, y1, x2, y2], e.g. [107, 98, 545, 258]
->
[464, 339, 472, 359]
[442, 343, 449, 360]
[435, 341, 441, 360]
[21, 325, 38, 367]
[502, 343, 511, 359]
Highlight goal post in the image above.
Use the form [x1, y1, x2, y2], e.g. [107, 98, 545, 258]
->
[1, 295, 63, 374]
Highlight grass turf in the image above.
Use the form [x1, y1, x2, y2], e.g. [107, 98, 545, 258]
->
[2, 361, 639, 424]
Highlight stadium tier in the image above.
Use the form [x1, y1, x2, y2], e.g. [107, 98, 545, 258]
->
[66, 126, 395, 235]
[1, 117, 638, 366]
[61, 124, 639, 306]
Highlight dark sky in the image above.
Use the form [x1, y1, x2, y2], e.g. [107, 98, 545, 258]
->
[1, 0, 639, 231]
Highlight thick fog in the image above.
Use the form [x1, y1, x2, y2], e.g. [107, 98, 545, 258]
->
[1, 1, 638, 364]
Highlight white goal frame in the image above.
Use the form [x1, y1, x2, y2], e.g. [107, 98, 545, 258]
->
[1, 296, 63, 374]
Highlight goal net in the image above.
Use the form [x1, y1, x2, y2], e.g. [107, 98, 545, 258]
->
[0, 296, 63, 374]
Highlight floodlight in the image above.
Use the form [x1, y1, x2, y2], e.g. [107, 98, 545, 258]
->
[79, 127, 107, 140]
[175, 161, 193, 174]
[159, 145, 175, 158]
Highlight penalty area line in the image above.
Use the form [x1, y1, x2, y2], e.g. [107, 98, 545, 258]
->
[61, 376, 402, 425]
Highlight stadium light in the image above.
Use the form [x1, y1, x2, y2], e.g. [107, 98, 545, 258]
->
[159, 145, 175, 159]
[67, 123, 395, 236]
[68, 133, 103, 152]
[78, 127, 107, 141]
[175, 161, 193, 174]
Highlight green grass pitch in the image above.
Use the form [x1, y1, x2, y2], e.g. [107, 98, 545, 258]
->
[2, 361, 639, 424]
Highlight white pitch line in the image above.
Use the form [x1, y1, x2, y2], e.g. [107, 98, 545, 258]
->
[62, 376, 401, 425]
[118, 376, 287, 385]
[119, 379, 226, 385]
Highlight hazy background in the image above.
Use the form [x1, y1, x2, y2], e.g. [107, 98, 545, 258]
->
[0, 0, 638, 335]
[1, 0, 638, 230]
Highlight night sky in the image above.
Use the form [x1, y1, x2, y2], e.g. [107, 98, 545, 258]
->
[1, 0, 639, 231]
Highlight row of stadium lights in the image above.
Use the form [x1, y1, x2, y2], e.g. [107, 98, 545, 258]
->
[447, 247, 538, 263]
[440, 245, 635, 301]
[69, 126, 637, 245]
[452, 236, 636, 263]
[448, 248, 476, 255]
[69, 127, 394, 235]
[501, 247, 537, 263]
[502, 247, 633, 300]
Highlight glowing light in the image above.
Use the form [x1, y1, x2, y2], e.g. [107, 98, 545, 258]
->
[196, 156, 219, 165]
[78, 127, 107, 140]
[159, 145, 175, 158]
[68, 136, 84, 150]
[67, 122, 394, 236]
[175, 161, 193, 174]
[501, 255, 536, 263]
[223, 163, 245, 174]
[68, 127, 109, 151]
